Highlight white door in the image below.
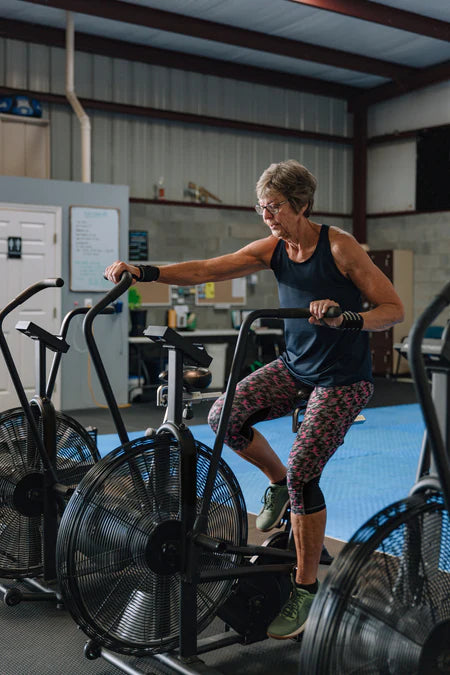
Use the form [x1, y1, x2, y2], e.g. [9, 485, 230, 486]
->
[0, 204, 62, 411]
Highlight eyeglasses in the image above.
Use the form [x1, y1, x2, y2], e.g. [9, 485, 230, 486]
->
[255, 200, 289, 216]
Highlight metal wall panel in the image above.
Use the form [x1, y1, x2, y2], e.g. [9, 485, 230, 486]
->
[0, 38, 352, 212]
[112, 59, 133, 104]
[368, 81, 450, 137]
[367, 141, 416, 213]
[28, 43, 51, 92]
[4, 39, 27, 89]
[91, 114, 113, 185]
[48, 106, 72, 181]
[49, 45, 66, 94]
[13, 102, 354, 212]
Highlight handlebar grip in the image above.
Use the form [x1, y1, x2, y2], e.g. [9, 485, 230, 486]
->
[103, 272, 140, 281]
[43, 278, 64, 288]
[0, 278, 64, 323]
[275, 306, 342, 320]
[85, 271, 133, 327]
[324, 306, 342, 318]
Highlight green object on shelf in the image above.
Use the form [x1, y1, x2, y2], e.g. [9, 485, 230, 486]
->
[186, 312, 197, 331]
[128, 287, 142, 310]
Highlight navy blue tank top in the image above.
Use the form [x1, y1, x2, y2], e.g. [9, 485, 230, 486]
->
[270, 225, 372, 386]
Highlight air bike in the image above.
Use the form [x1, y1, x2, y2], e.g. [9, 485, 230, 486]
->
[55, 271, 342, 674]
[299, 280, 450, 674]
[0, 279, 111, 606]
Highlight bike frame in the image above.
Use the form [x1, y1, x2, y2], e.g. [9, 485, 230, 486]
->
[82, 272, 342, 669]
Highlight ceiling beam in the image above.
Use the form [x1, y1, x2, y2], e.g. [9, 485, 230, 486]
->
[1, 18, 358, 100]
[0, 84, 353, 145]
[287, 0, 450, 42]
[349, 59, 450, 109]
[22, 0, 417, 80]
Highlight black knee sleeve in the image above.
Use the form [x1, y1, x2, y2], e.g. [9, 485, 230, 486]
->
[303, 476, 326, 515]
[239, 407, 272, 442]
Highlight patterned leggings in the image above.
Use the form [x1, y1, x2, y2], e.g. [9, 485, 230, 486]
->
[208, 358, 374, 515]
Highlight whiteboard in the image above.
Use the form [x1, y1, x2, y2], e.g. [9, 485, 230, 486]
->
[70, 206, 119, 291]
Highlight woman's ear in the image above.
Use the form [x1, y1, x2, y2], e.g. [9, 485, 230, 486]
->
[300, 202, 310, 216]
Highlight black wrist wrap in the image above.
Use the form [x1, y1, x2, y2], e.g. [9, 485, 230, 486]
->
[340, 311, 363, 331]
[138, 265, 160, 282]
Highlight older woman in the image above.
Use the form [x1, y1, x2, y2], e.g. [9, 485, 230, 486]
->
[105, 159, 404, 639]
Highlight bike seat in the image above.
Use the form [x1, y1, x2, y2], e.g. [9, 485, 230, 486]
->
[296, 385, 313, 401]
[292, 385, 313, 433]
[159, 367, 212, 392]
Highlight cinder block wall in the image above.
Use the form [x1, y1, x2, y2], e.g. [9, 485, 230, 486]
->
[367, 212, 450, 323]
[130, 201, 353, 328]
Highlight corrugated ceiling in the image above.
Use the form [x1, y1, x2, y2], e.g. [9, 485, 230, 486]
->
[0, 0, 449, 105]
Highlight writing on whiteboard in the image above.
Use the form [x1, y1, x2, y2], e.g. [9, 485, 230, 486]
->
[70, 206, 119, 291]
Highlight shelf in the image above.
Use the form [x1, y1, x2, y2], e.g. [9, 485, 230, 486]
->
[129, 197, 350, 217]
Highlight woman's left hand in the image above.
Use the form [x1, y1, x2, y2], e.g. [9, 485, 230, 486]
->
[309, 299, 343, 328]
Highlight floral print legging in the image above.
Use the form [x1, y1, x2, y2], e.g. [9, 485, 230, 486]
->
[208, 358, 374, 515]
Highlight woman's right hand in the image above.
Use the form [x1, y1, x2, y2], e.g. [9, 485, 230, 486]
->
[104, 261, 140, 284]
[309, 298, 343, 328]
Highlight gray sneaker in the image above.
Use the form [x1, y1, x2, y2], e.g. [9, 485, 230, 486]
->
[267, 577, 320, 639]
[255, 483, 290, 531]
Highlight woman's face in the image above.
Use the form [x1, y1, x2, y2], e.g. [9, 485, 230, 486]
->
[258, 192, 301, 240]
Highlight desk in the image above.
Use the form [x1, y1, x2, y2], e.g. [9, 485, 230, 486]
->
[129, 329, 240, 343]
[129, 327, 284, 396]
[394, 338, 444, 359]
[128, 327, 283, 343]
[394, 338, 444, 376]
[394, 336, 449, 465]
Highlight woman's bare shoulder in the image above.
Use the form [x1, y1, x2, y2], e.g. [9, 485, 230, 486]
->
[328, 225, 365, 254]
[243, 235, 279, 265]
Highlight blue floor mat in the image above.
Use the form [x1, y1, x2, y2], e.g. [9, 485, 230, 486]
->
[97, 403, 425, 542]
[97, 429, 146, 456]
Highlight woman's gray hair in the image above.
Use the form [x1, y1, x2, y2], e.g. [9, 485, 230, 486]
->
[256, 160, 317, 217]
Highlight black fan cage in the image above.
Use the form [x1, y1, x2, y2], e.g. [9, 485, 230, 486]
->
[300, 491, 450, 674]
[56, 434, 247, 656]
[0, 408, 99, 578]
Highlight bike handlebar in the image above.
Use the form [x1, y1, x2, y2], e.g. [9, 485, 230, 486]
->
[86, 272, 133, 327]
[46, 305, 115, 399]
[408, 280, 450, 511]
[280, 306, 342, 319]
[83, 272, 134, 446]
[240, 306, 341, 327]
[59, 305, 114, 340]
[197, 303, 342, 525]
[0, 277, 64, 486]
[0, 278, 64, 326]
